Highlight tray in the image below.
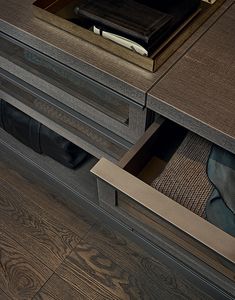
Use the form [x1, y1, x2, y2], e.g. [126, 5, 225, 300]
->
[32, 0, 225, 72]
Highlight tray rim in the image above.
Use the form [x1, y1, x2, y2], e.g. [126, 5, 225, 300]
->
[32, 0, 225, 72]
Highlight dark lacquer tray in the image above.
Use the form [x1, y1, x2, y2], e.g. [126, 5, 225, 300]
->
[32, 0, 224, 72]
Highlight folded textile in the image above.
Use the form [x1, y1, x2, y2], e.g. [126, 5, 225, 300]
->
[206, 189, 235, 237]
[0, 100, 88, 169]
[0, 99, 41, 153]
[40, 125, 87, 169]
[206, 145, 235, 236]
[207, 145, 235, 214]
[151, 132, 213, 217]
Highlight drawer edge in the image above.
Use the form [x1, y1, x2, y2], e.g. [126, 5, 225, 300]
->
[91, 158, 235, 265]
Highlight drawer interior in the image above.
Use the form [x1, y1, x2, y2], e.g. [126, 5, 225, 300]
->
[120, 120, 187, 184]
[120, 120, 213, 218]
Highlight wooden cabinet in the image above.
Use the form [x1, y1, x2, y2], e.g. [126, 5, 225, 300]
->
[0, 0, 234, 298]
[91, 2, 235, 296]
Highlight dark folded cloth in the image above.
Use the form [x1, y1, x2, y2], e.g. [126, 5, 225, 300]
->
[0, 99, 41, 153]
[75, 0, 201, 54]
[0, 100, 88, 169]
[206, 190, 235, 237]
[206, 145, 235, 236]
[40, 126, 87, 169]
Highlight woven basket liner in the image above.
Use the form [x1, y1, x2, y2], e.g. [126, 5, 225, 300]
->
[151, 132, 213, 218]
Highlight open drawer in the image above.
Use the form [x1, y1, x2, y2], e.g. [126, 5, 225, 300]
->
[0, 32, 150, 143]
[91, 120, 235, 287]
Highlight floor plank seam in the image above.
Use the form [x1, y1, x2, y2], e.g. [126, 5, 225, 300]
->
[79, 222, 97, 242]
[0, 224, 55, 274]
[47, 223, 97, 275]
[51, 235, 84, 277]
[31, 270, 55, 300]
[60, 264, 122, 300]
[0, 143, 221, 299]
[52, 224, 124, 300]
[0, 287, 13, 300]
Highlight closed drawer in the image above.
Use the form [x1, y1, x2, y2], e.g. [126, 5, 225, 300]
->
[91, 120, 235, 288]
[0, 33, 150, 143]
[0, 72, 130, 161]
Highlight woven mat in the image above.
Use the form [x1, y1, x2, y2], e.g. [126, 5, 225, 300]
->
[151, 132, 213, 218]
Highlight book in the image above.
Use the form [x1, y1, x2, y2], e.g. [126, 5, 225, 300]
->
[202, 0, 217, 4]
[75, 0, 173, 51]
[93, 25, 148, 56]
[74, 0, 201, 55]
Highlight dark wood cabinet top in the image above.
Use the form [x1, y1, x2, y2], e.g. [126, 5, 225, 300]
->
[0, 0, 231, 104]
[0, 0, 234, 152]
[148, 3, 235, 154]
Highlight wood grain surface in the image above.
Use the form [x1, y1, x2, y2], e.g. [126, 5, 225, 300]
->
[57, 240, 138, 300]
[0, 177, 82, 270]
[0, 289, 11, 300]
[0, 40, 140, 143]
[33, 274, 88, 300]
[0, 160, 94, 235]
[83, 224, 215, 300]
[0, 0, 232, 103]
[0, 127, 100, 206]
[148, 3, 235, 154]
[0, 141, 217, 299]
[0, 231, 52, 300]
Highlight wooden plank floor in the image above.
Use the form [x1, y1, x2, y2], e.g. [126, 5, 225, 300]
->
[0, 159, 214, 300]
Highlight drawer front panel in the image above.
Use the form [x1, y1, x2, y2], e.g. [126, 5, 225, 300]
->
[92, 122, 235, 283]
[0, 34, 149, 142]
[0, 74, 130, 161]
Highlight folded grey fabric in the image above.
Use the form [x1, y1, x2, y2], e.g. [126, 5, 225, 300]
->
[207, 145, 235, 213]
[151, 132, 213, 217]
[206, 146, 235, 236]
[206, 189, 235, 237]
